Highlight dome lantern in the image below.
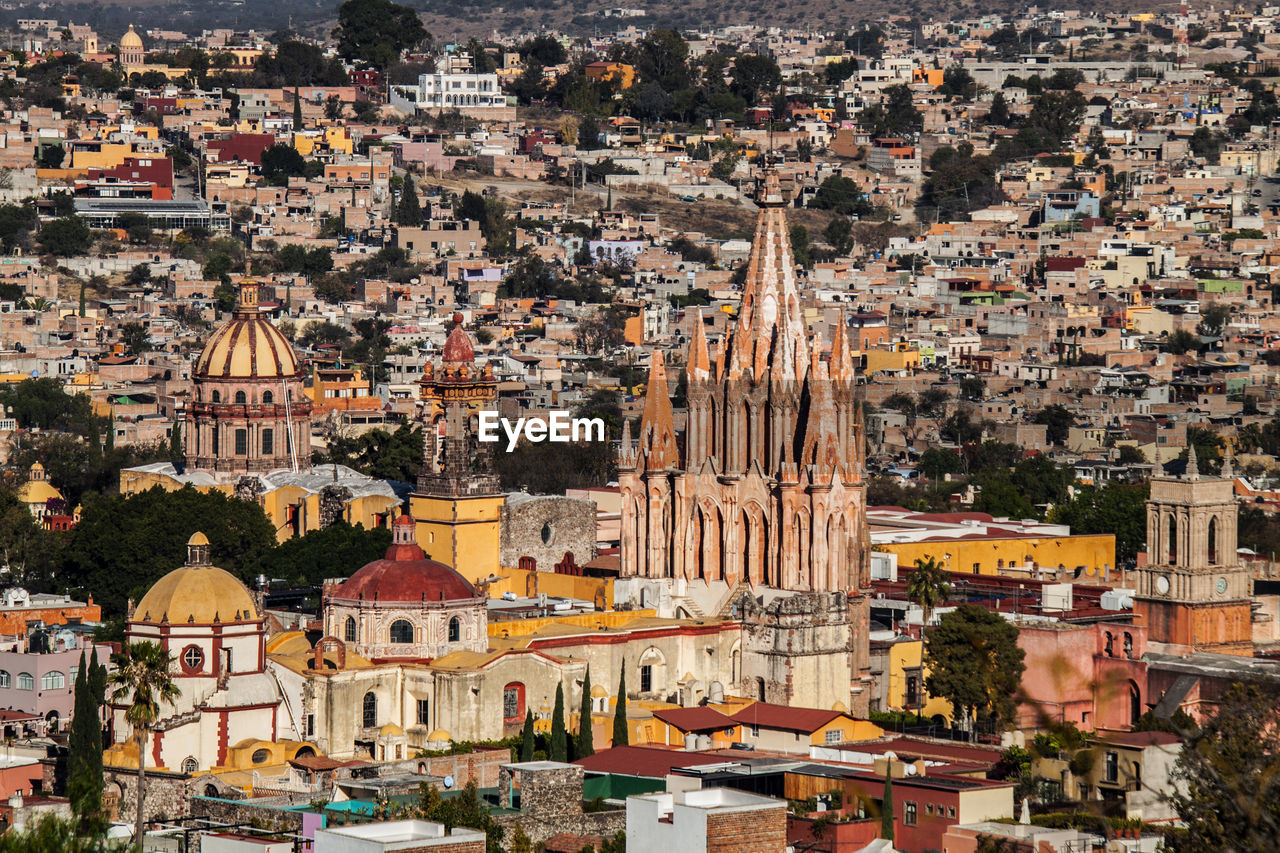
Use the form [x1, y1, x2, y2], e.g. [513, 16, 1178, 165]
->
[187, 531, 211, 566]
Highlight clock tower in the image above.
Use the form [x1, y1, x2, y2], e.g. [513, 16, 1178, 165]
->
[1133, 451, 1253, 656]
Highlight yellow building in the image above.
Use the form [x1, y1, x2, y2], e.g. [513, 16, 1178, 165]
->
[880, 635, 953, 722]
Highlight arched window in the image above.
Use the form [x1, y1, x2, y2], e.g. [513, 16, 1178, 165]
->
[1123, 632, 1134, 659]
[1104, 632, 1115, 657]
[211, 390, 220, 403]
[0, 671, 10, 688]
[234, 390, 247, 404]
[362, 692, 376, 728]
[502, 682, 525, 722]
[40, 671, 64, 690]
[17, 673, 33, 690]
[262, 390, 273, 404]
[1167, 515, 1178, 564]
[447, 617, 461, 642]
[390, 620, 413, 643]
[1208, 516, 1218, 565]
[1129, 681, 1142, 725]
[182, 757, 199, 774]
[344, 616, 356, 642]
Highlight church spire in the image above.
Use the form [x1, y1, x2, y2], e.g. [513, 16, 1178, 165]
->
[687, 310, 711, 382]
[1186, 444, 1199, 481]
[636, 350, 678, 471]
[830, 314, 855, 382]
[725, 170, 808, 383]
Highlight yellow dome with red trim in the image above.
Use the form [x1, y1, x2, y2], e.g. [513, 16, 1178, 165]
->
[194, 281, 301, 380]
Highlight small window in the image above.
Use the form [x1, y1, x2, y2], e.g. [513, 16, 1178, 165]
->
[948, 806, 956, 818]
[40, 671, 64, 690]
[17, 673, 32, 690]
[502, 683, 524, 721]
[0, 671, 9, 688]
[904, 801, 917, 826]
[211, 390, 220, 403]
[234, 429, 247, 455]
[363, 692, 376, 728]
[262, 390, 273, 404]
[183, 646, 204, 672]
[251, 748, 270, 764]
[344, 616, 356, 642]
[417, 698, 430, 725]
[825, 729, 842, 744]
[640, 664, 653, 693]
[447, 617, 461, 642]
[390, 619, 413, 644]
[926, 803, 935, 815]
[234, 390, 247, 404]
[1105, 751, 1119, 783]
[541, 522, 552, 544]
[305, 714, 315, 737]
[262, 429, 274, 455]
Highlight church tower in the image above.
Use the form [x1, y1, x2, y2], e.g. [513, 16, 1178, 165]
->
[410, 315, 504, 582]
[618, 172, 870, 711]
[1133, 451, 1253, 656]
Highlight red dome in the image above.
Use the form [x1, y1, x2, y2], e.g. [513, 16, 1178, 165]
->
[442, 314, 476, 363]
[333, 516, 477, 602]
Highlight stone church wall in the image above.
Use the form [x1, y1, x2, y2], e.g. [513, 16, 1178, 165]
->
[499, 494, 598, 570]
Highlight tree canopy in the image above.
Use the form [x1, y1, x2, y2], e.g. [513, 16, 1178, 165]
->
[333, 0, 428, 70]
[925, 605, 1026, 733]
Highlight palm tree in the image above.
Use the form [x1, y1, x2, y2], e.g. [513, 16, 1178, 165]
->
[907, 556, 952, 629]
[109, 641, 180, 849]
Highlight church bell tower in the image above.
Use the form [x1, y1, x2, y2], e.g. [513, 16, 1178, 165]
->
[1133, 451, 1252, 656]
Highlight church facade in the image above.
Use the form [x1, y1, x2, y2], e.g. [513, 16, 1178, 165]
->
[617, 173, 872, 713]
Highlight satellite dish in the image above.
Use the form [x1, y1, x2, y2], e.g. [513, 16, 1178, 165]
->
[443, 775, 454, 789]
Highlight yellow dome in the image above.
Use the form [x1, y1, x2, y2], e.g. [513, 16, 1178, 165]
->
[18, 480, 61, 505]
[188, 531, 210, 547]
[194, 282, 301, 380]
[590, 684, 609, 698]
[427, 729, 452, 741]
[135, 565, 258, 624]
[379, 723, 404, 736]
[120, 25, 143, 49]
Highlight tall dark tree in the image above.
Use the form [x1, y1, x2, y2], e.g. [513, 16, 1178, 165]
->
[519, 710, 535, 762]
[576, 666, 595, 758]
[549, 683, 567, 762]
[67, 652, 101, 823]
[881, 769, 894, 840]
[292, 88, 302, 130]
[612, 665, 629, 746]
[987, 91, 1010, 126]
[396, 173, 423, 226]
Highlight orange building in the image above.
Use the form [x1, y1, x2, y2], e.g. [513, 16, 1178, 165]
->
[306, 366, 379, 414]
[0, 588, 100, 635]
[585, 61, 635, 90]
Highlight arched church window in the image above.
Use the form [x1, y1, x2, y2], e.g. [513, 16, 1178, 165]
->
[235, 391, 247, 404]
[262, 390, 273, 404]
[1208, 517, 1218, 565]
[344, 616, 356, 642]
[447, 617, 461, 643]
[1104, 632, 1114, 657]
[1123, 632, 1133, 659]
[211, 390, 220, 403]
[390, 620, 413, 643]
[182, 757, 199, 774]
[1167, 515, 1178, 563]
[363, 692, 376, 728]
[502, 683, 524, 722]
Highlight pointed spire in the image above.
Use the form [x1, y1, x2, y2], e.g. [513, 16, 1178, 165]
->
[830, 314, 855, 382]
[687, 310, 711, 382]
[619, 417, 635, 470]
[1222, 444, 1234, 480]
[636, 351, 678, 471]
[1186, 444, 1199, 481]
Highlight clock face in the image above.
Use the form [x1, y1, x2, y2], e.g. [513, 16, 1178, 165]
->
[1216, 577, 1228, 595]
[1155, 575, 1171, 595]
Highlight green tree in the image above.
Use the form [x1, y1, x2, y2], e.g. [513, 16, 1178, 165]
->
[858, 84, 921, 138]
[789, 224, 811, 268]
[918, 447, 961, 480]
[1049, 482, 1149, 565]
[973, 474, 1037, 520]
[1170, 683, 1280, 849]
[396, 173, 423, 226]
[0, 813, 127, 852]
[520, 710, 535, 761]
[67, 651, 103, 827]
[576, 665, 595, 759]
[333, 0, 428, 70]
[987, 92, 1010, 126]
[925, 605, 1026, 735]
[730, 53, 782, 103]
[260, 144, 310, 185]
[808, 175, 873, 217]
[38, 216, 91, 256]
[905, 556, 951, 627]
[550, 682, 567, 761]
[1197, 302, 1231, 338]
[823, 217, 854, 256]
[1033, 404, 1076, 445]
[246, 522, 391, 587]
[612, 665, 628, 746]
[119, 321, 151, 355]
[108, 641, 180, 848]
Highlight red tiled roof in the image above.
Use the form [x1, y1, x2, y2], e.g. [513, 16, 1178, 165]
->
[728, 702, 843, 734]
[573, 745, 727, 778]
[288, 755, 345, 772]
[652, 706, 738, 733]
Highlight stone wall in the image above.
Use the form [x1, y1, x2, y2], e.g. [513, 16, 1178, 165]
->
[705, 804, 787, 853]
[493, 761, 624, 846]
[499, 494, 597, 571]
[189, 793, 311, 833]
[740, 590, 854, 711]
[102, 767, 235, 826]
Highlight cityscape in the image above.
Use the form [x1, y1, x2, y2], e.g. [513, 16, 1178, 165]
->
[0, 1, 1269, 851]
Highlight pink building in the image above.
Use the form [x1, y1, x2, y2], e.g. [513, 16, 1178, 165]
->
[1016, 622, 1149, 731]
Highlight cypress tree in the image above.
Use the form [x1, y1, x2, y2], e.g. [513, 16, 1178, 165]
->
[549, 683, 567, 762]
[67, 652, 89, 810]
[881, 768, 894, 841]
[293, 88, 303, 131]
[576, 666, 594, 759]
[397, 173, 422, 226]
[520, 710, 534, 762]
[78, 281, 85, 318]
[612, 664, 629, 747]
